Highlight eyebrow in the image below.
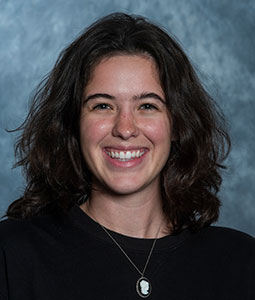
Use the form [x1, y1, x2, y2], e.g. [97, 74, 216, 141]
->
[83, 92, 165, 105]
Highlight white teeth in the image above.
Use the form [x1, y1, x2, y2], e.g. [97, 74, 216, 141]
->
[125, 151, 132, 159]
[106, 149, 146, 161]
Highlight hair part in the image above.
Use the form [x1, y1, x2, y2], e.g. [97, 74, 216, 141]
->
[4, 12, 231, 234]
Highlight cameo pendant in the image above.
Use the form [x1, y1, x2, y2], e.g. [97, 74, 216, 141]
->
[136, 277, 152, 298]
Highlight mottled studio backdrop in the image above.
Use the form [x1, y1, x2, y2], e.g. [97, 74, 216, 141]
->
[0, 0, 254, 235]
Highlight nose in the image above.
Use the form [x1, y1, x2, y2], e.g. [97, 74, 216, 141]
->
[112, 111, 139, 140]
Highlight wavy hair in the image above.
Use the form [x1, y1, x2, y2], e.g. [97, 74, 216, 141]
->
[4, 12, 231, 233]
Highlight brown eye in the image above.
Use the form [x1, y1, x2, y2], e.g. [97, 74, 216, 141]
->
[140, 103, 158, 110]
[93, 103, 111, 110]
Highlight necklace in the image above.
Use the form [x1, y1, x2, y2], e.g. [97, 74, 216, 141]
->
[85, 203, 163, 298]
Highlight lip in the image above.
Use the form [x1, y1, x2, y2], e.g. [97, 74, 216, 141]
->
[103, 148, 149, 168]
[104, 146, 149, 152]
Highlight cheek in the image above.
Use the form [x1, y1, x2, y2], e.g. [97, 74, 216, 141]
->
[142, 118, 171, 144]
[80, 118, 111, 145]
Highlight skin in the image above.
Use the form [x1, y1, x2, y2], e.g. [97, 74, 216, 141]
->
[79, 54, 173, 238]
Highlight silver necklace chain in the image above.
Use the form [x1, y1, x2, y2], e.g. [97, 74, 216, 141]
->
[85, 202, 164, 298]
[99, 219, 162, 276]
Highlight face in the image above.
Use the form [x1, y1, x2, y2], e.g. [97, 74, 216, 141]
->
[80, 54, 173, 196]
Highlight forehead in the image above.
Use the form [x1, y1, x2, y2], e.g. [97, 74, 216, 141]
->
[85, 54, 162, 92]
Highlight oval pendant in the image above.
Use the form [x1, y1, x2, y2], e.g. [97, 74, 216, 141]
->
[136, 277, 152, 298]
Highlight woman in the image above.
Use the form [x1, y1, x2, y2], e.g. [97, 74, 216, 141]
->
[0, 12, 254, 299]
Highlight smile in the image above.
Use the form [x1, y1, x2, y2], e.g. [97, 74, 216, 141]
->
[105, 149, 146, 161]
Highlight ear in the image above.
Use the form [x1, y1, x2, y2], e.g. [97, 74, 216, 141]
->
[170, 126, 177, 142]
[171, 135, 176, 142]
[168, 113, 176, 142]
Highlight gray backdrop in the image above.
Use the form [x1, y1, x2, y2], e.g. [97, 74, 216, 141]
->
[0, 0, 254, 236]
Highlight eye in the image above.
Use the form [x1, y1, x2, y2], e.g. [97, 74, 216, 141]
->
[92, 103, 111, 110]
[140, 103, 158, 110]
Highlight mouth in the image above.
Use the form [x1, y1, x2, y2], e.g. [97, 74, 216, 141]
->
[104, 147, 148, 161]
[103, 147, 149, 168]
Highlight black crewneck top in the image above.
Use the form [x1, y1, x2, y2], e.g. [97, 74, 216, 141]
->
[69, 204, 191, 252]
[0, 204, 254, 300]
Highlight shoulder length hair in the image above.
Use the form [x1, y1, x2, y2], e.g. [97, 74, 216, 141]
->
[4, 12, 231, 234]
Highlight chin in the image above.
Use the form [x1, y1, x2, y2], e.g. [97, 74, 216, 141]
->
[102, 181, 145, 196]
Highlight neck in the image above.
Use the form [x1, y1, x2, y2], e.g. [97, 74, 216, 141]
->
[80, 189, 171, 239]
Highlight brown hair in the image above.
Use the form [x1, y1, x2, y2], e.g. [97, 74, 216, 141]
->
[4, 12, 231, 234]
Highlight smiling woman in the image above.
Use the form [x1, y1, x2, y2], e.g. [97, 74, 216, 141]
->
[79, 55, 172, 215]
[0, 12, 254, 300]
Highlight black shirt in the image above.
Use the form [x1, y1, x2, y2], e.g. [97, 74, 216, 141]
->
[0, 204, 254, 299]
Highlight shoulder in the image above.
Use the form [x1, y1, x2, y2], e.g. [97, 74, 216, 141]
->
[0, 212, 67, 249]
[190, 225, 255, 257]
[0, 218, 32, 248]
[201, 225, 254, 244]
